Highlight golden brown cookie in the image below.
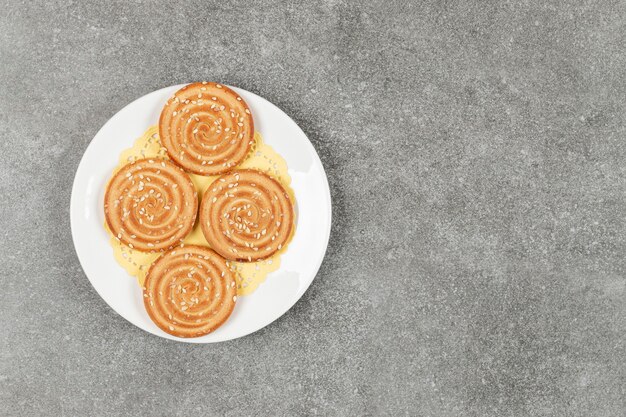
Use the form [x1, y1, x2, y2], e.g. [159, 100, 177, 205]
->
[104, 158, 198, 252]
[143, 245, 237, 338]
[159, 82, 255, 176]
[199, 169, 294, 262]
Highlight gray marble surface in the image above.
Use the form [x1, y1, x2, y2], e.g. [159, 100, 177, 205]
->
[1, 1, 625, 416]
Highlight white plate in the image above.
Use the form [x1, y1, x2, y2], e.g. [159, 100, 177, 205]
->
[70, 84, 331, 343]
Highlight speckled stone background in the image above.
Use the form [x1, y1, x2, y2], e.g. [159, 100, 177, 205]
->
[1, 0, 625, 416]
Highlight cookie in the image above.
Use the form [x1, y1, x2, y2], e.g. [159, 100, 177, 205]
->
[200, 169, 294, 261]
[104, 158, 197, 252]
[143, 246, 237, 338]
[159, 82, 254, 176]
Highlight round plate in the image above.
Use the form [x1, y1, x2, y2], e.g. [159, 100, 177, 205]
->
[70, 84, 331, 343]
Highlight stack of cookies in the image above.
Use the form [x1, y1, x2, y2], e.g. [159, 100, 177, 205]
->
[104, 83, 295, 338]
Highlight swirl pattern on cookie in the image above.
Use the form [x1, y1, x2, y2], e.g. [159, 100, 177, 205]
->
[159, 82, 254, 176]
[104, 158, 198, 252]
[200, 169, 294, 262]
[143, 246, 237, 338]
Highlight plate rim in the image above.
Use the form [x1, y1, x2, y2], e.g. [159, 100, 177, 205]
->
[70, 83, 332, 343]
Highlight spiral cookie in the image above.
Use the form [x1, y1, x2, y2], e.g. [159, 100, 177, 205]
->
[143, 245, 237, 338]
[159, 82, 255, 176]
[200, 169, 294, 262]
[104, 158, 198, 252]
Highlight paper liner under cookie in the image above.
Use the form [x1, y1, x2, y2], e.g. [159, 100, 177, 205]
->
[106, 126, 295, 295]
